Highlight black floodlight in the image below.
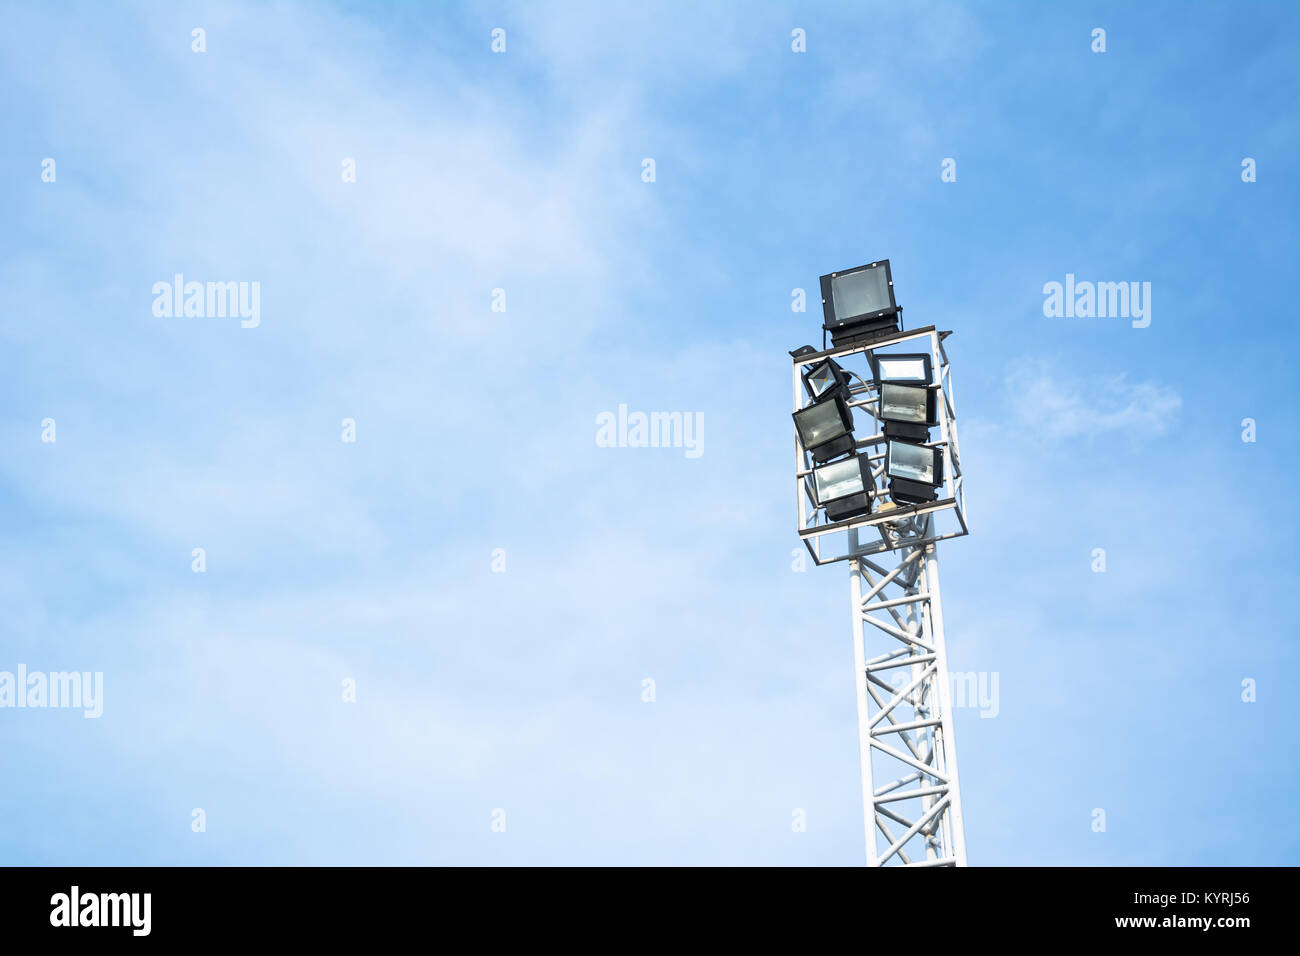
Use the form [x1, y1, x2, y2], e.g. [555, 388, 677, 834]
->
[802, 356, 850, 403]
[820, 260, 899, 345]
[812, 454, 874, 521]
[885, 439, 944, 504]
[878, 382, 937, 441]
[792, 395, 855, 463]
[872, 352, 932, 386]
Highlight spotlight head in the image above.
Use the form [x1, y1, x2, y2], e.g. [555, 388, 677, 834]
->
[872, 352, 932, 387]
[884, 439, 944, 504]
[820, 260, 899, 346]
[792, 395, 855, 463]
[878, 382, 937, 441]
[812, 454, 874, 521]
[802, 356, 850, 403]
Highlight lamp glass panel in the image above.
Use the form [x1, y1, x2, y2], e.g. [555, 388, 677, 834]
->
[814, 458, 866, 502]
[888, 441, 936, 484]
[831, 267, 891, 321]
[880, 383, 928, 423]
[876, 357, 927, 383]
[795, 401, 848, 447]
[808, 363, 836, 397]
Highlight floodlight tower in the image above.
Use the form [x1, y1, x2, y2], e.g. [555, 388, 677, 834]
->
[792, 261, 970, 867]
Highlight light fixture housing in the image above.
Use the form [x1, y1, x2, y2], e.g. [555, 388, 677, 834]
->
[872, 352, 932, 387]
[812, 454, 874, 521]
[802, 356, 851, 403]
[792, 395, 856, 463]
[885, 439, 944, 504]
[820, 260, 899, 346]
[878, 382, 938, 441]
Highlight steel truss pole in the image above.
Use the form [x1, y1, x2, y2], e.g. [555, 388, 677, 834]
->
[791, 325, 970, 866]
[848, 514, 967, 866]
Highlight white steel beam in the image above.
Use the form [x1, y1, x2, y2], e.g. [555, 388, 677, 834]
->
[845, 520, 968, 866]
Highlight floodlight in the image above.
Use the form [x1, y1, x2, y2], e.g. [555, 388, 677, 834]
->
[802, 357, 850, 402]
[819, 260, 899, 345]
[872, 352, 932, 386]
[792, 395, 855, 463]
[884, 439, 944, 504]
[812, 454, 874, 521]
[878, 382, 937, 441]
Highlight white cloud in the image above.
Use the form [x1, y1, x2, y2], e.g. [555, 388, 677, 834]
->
[1006, 360, 1182, 439]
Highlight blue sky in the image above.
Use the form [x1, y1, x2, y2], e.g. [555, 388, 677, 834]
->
[0, 0, 1296, 865]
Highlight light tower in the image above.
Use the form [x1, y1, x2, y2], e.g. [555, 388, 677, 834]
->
[792, 261, 970, 866]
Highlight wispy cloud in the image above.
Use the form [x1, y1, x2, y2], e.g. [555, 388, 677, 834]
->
[1005, 359, 1182, 439]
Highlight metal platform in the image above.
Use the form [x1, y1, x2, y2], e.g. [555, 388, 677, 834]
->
[791, 326, 968, 565]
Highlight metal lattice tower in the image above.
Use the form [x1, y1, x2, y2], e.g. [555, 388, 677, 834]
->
[792, 326, 969, 866]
